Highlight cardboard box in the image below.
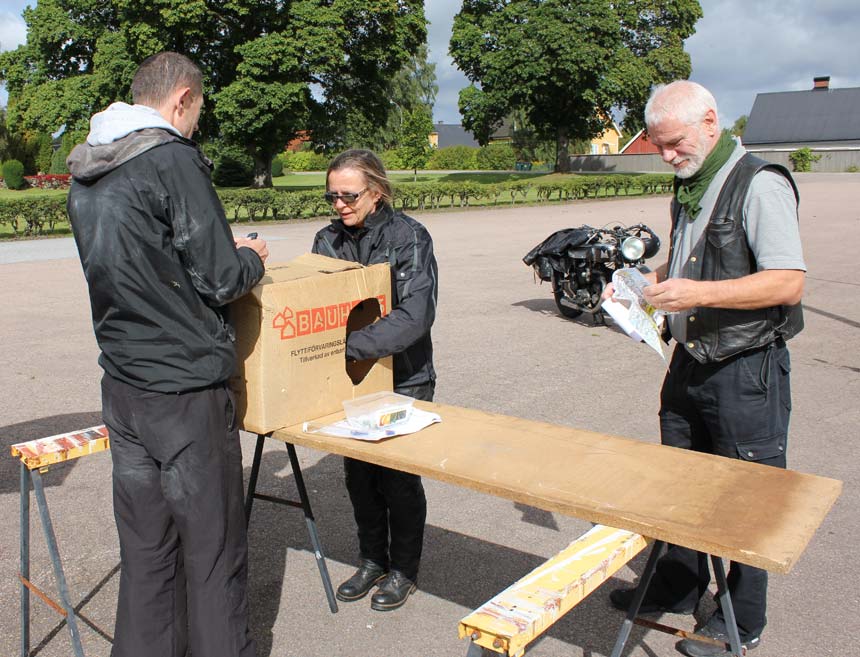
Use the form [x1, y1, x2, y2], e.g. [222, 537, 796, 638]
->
[230, 253, 393, 433]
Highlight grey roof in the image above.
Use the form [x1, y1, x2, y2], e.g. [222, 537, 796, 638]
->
[432, 123, 479, 148]
[743, 87, 860, 145]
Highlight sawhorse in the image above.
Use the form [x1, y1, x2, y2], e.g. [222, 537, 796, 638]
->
[11, 425, 112, 657]
[461, 532, 748, 656]
[610, 540, 747, 657]
[243, 432, 339, 613]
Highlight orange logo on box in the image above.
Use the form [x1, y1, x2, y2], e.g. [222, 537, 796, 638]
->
[272, 295, 388, 340]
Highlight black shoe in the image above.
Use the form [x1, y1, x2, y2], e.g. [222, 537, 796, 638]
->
[336, 560, 387, 602]
[609, 587, 697, 615]
[370, 570, 416, 611]
[676, 621, 761, 656]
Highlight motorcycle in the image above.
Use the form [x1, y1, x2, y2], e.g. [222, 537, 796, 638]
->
[523, 223, 661, 322]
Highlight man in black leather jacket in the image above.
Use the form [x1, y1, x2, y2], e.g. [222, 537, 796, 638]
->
[607, 81, 805, 657]
[312, 149, 437, 611]
[67, 52, 267, 657]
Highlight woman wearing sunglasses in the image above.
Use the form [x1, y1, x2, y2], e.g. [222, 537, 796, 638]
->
[311, 149, 438, 611]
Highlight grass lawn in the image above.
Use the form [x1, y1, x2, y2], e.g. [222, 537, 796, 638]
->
[0, 187, 69, 200]
[269, 170, 551, 190]
[2, 171, 664, 240]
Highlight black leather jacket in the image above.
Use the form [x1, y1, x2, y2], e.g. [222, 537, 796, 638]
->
[67, 129, 264, 392]
[312, 204, 437, 389]
[672, 154, 803, 363]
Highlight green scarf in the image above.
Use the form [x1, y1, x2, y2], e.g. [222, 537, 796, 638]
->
[673, 130, 736, 219]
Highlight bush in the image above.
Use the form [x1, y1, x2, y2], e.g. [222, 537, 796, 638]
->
[2, 160, 27, 190]
[281, 150, 330, 172]
[788, 147, 821, 173]
[426, 145, 478, 170]
[476, 144, 517, 170]
[379, 149, 405, 171]
[212, 145, 254, 187]
[271, 155, 284, 178]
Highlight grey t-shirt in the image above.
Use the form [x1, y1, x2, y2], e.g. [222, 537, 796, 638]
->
[666, 143, 807, 344]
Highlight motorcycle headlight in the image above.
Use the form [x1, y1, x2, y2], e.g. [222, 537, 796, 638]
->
[621, 236, 645, 261]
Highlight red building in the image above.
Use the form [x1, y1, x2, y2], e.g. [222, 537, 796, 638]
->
[619, 129, 661, 155]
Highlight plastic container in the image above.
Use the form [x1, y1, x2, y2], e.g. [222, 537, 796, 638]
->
[343, 392, 415, 430]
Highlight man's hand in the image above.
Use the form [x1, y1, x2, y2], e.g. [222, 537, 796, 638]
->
[601, 267, 661, 302]
[642, 278, 701, 312]
[235, 236, 269, 264]
[601, 282, 615, 301]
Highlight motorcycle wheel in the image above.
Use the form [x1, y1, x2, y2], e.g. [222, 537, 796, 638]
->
[552, 276, 584, 319]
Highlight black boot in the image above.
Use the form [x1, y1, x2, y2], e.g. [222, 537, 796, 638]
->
[370, 570, 416, 611]
[336, 560, 387, 602]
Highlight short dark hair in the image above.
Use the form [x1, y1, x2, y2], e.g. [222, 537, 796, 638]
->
[327, 149, 393, 206]
[131, 52, 203, 108]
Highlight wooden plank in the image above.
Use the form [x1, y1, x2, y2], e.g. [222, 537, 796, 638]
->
[10, 425, 110, 470]
[272, 402, 842, 574]
[459, 525, 649, 655]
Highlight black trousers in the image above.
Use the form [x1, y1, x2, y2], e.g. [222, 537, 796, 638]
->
[344, 382, 434, 582]
[648, 341, 791, 641]
[102, 374, 255, 657]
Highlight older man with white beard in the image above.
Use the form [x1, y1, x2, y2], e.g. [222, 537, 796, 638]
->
[605, 80, 806, 656]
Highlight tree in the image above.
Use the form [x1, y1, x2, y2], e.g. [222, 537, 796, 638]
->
[732, 115, 748, 138]
[337, 44, 438, 152]
[0, 0, 426, 187]
[450, 0, 702, 172]
[397, 106, 433, 181]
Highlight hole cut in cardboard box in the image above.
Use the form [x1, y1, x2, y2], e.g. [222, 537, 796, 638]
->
[230, 253, 393, 434]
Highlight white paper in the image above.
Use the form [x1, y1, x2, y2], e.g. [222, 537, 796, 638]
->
[603, 268, 668, 363]
[302, 408, 441, 441]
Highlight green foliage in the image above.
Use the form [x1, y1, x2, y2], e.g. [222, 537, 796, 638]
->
[476, 144, 516, 170]
[427, 146, 478, 171]
[731, 115, 748, 137]
[270, 155, 285, 178]
[0, 196, 68, 235]
[788, 147, 821, 173]
[397, 106, 434, 179]
[450, 0, 702, 170]
[35, 132, 54, 173]
[281, 151, 330, 172]
[0, 172, 678, 238]
[338, 45, 438, 152]
[2, 0, 427, 188]
[2, 160, 27, 190]
[846, 165, 859, 173]
[379, 150, 405, 171]
[212, 145, 255, 188]
[50, 130, 86, 175]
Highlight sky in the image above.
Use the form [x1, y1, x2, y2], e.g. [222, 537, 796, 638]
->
[3, 0, 860, 133]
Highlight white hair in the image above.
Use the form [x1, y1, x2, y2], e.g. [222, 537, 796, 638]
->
[645, 80, 719, 129]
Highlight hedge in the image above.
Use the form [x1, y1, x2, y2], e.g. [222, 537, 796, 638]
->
[0, 196, 69, 237]
[0, 174, 675, 237]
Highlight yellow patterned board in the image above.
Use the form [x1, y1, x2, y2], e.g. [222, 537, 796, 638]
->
[459, 525, 649, 656]
[10, 425, 110, 470]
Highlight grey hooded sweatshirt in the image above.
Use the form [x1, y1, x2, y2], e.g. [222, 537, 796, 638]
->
[67, 103, 264, 392]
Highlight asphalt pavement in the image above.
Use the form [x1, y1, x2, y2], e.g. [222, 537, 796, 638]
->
[1, 173, 858, 656]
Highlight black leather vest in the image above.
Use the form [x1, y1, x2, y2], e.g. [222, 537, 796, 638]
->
[672, 154, 804, 363]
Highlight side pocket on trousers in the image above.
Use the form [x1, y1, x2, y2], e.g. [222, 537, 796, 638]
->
[736, 434, 786, 467]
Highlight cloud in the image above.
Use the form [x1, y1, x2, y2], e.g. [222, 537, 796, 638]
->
[0, 9, 28, 107]
[0, 10, 27, 52]
[686, 0, 860, 125]
[425, 0, 860, 128]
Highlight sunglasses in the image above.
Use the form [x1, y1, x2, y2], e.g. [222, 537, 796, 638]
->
[324, 188, 368, 204]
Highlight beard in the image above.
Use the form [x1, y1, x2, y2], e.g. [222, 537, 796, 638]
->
[671, 130, 709, 179]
